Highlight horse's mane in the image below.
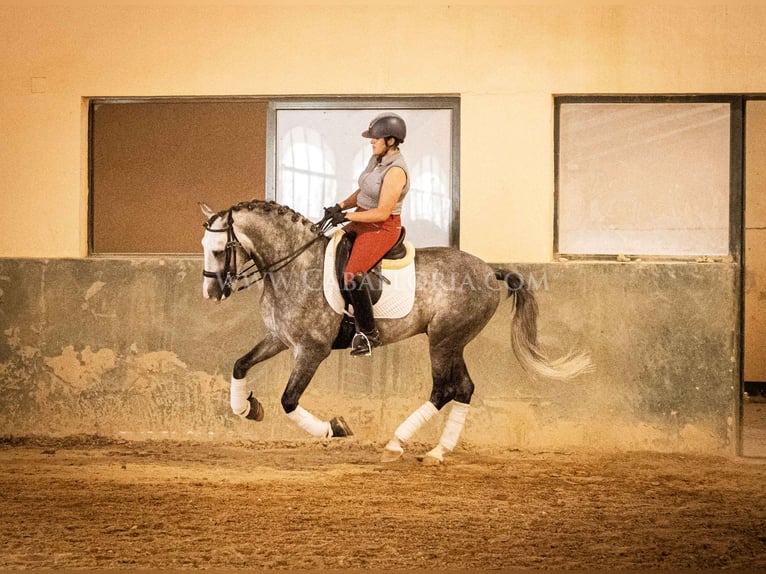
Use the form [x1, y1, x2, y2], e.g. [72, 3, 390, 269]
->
[227, 199, 319, 232]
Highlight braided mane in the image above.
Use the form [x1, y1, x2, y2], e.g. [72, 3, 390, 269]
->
[226, 199, 320, 233]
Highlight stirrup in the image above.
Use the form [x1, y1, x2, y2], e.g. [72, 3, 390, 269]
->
[350, 330, 380, 357]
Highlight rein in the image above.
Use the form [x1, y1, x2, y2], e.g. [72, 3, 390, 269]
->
[202, 208, 330, 295]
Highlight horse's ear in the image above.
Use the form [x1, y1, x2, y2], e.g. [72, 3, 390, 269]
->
[199, 202, 216, 219]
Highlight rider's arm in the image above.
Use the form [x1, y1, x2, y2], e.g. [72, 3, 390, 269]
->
[339, 190, 360, 211]
[345, 167, 405, 224]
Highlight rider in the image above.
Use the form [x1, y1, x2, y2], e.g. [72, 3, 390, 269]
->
[326, 112, 410, 356]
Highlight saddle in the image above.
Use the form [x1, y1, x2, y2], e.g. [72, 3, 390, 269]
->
[327, 228, 415, 350]
[334, 228, 408, 306]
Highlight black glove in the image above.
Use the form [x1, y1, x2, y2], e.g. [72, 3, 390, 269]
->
[324, 203, 343, 218]
[330, 210, 348, 226]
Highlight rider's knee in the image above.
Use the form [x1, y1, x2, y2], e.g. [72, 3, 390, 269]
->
[343, 271, 365, 289]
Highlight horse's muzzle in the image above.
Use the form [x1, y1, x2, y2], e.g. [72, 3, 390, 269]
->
[202, 277, 229, 302]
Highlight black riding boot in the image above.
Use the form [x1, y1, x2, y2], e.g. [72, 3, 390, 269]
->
[346, 273, 381, 357]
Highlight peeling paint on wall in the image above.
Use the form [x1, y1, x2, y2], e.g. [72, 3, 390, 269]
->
[131, 350, 187, 373]
[44, 345, 117, 391]
[4, 327, 39, 361]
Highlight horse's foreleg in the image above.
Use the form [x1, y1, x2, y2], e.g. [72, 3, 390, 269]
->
[230, 333, 287, 420]
[281, 347, 353, 438]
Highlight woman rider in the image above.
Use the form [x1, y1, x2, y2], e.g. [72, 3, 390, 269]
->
[326, 112, 409, 356]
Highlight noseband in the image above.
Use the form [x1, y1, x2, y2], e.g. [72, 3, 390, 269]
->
[202, 208, 328, 296]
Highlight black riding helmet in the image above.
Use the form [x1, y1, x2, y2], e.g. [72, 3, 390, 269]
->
[362, 112, 406, 144]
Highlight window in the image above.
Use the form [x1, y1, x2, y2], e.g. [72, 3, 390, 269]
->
[89, 99, 268, 254]
[555, 97, 738, 258]
[277, 124, 338, 218]
[89, 96, 459, 254]
[270, 99, 460, 247]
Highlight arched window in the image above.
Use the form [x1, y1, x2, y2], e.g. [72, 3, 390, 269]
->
[406, 154, 450, 247]
[278, 126, 337, 220]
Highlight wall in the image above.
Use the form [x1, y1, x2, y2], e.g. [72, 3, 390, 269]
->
[0, 258, 738, 453]
[746, 101, 766, 382]
[2, 2, 766, 259]
[0, 1, 754, 453]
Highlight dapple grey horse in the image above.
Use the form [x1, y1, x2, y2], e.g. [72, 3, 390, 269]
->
[200, 200, 592, 464]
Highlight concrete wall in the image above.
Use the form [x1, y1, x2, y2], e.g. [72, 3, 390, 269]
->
[0, 258, 738, 453]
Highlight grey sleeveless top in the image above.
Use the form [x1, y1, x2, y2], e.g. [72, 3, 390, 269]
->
[356, 151, 410, 215]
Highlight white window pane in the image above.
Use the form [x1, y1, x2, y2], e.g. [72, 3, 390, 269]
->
[558, 102, 730, 256]
[276, 108, 452, 247]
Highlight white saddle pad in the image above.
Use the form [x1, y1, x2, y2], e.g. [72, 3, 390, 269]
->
[323, 230, 416, 319]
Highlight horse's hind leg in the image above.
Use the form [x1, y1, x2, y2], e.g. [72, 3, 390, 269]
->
[381, 349, 474, 464]
[230, 333, 287, 420]
[422, 401, 471, 464]
[381, 401, 440, 462]
[422, 352, 474, 464]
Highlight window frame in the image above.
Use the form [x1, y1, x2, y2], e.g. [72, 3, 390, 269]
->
[553, 94, 743, 263]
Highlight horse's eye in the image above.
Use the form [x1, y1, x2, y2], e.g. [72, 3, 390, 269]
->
[212, 250, 224, 258]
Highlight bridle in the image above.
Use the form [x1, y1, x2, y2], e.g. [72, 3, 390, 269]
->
[202, 210, 242, 297]
[202, 208, 330, 296]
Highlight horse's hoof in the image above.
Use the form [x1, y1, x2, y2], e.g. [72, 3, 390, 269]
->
[420, 454, 442, 466]
[421, 444, 445, 465]
[245, 394, 264, 421]
[330, 416, 353, 437]
[381, 438, 403, 463]
[380, 448, 403, 463]
[380, 440, 404, 462]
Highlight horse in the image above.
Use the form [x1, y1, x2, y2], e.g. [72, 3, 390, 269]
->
[200, 199, 592, 464]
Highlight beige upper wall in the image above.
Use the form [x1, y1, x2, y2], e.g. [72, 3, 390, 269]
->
[2, 2, 766, 260]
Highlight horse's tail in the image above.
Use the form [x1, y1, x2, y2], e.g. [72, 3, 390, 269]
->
[495, 269, 594, 381]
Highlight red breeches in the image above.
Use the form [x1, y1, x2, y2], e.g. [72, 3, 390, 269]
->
[343, 213, 402, 286]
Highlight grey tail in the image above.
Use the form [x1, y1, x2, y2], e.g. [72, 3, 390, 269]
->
[494, 269, 594, 381]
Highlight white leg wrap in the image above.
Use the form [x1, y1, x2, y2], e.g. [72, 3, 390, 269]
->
[438, 401, 470, 452]
[230, 377, 251, 417]
[286, 406, 331, 438]
[394, 401, 439, 443]
[384, 437, 403, 455]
